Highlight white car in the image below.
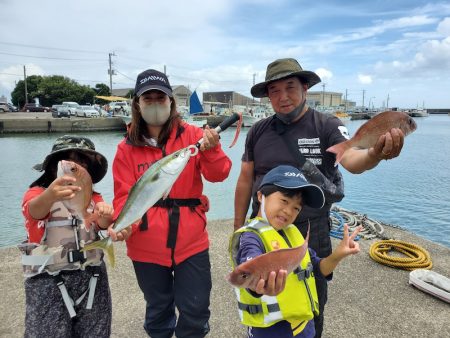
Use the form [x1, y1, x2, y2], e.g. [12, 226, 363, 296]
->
[78, 105, 100, 118]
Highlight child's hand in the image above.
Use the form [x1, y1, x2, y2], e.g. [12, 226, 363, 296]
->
[108, 225, 132, 242]
[254, 270, 287, 296]
[47, 176, 80, 202]
[94, 202, 114, 218]
[335, 224, 362, 258]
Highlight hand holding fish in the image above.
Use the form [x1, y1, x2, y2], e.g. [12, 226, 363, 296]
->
[47, 176, 81, 202]
[368, 127, 405, 161]
[253, 269, 288, 296]
[94, 202, 114, 230]
[107, 225, 132, 242]
[200, 125, 220, 151]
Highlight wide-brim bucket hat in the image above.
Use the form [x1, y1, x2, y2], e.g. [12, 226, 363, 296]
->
[33, 135, 108, 184]
[251, 58, 321, 98]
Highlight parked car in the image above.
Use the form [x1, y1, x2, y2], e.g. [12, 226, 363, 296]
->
[0, 102, 10, 112]
[78, 105, 100, 118]
[21, 103, 50, 112]
[60, 102, 82, 116]
[51, 104, 70, 118]
[109, 101, 131, 115]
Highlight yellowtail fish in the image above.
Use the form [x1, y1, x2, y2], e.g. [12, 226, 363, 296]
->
[57, 160, 94, 229]
[327, 110, 417, 165]
[82, 145, 196, 267]
[227, 230, 310, 290]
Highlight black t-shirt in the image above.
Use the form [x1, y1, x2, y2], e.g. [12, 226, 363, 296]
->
[242, 108, 348, 221]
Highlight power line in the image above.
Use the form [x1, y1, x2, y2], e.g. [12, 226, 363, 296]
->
[0, 41, 105, 54]
[0, 51, 104, 61]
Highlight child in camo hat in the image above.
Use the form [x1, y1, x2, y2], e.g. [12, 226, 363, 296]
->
[20, 135, 113, 337]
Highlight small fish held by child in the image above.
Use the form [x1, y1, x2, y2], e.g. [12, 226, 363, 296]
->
[57, 160, 94, 229]
[227, 229, 310, 289]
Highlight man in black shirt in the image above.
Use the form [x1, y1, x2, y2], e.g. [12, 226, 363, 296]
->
[234, 58, 405, 337]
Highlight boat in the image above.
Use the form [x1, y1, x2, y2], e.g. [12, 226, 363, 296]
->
[409, 269, 450, 303]
[408, 108, 429, 117]
[118, 114, 131, 125]
[185, 91, 207, 128]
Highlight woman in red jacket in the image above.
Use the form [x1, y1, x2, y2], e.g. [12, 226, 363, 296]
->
[112, 69, 232, 338]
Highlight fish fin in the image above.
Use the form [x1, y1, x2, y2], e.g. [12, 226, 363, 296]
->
[326, 141, 350, 166]
[81, 237, 115, 268]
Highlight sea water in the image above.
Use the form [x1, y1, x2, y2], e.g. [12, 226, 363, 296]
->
[1, 115, 449, 248]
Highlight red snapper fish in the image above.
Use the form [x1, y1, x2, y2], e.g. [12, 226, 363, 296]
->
[57, 160, 94, 229]
[327, 110, 417, 165]
[227, 230, 310, 290]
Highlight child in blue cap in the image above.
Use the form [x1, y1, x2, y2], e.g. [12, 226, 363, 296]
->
[229, 165, 361, 338]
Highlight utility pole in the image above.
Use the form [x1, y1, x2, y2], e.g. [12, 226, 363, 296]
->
[322, 83, 326, 106]
[362, 89, 365, 109]
[345, 89, 348, 112]
[252, 73, 256, 103]
[108, 52, 116, 95]
[386, 94, 390, 109]
[23, 65, 28, 104]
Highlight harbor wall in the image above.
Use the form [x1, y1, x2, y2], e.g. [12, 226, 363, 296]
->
[0, 114, 126, 134]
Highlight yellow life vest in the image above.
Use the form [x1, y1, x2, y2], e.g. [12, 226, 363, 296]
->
[19, 200, 103, 278]
[229, 218, 319, 331]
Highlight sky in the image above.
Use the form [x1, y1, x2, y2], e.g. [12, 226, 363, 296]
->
[1, 0, 450, 108]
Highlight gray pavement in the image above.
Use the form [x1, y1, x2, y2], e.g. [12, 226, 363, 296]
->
[1, 219, 449, 338]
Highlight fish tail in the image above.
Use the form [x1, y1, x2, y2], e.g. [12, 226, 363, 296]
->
[81, 237, 116, 268]
[326, 141, 350, 166]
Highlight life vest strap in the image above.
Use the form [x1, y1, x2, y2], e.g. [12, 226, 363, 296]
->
[54, 274, 77, 318]
[238, 302, 280, 314]
[46, 218, 82, 228]
[293, 262, 313, 281]
[68, 249, 87, 264]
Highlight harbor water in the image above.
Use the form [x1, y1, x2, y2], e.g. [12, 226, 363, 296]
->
[1, 115, 449, 248]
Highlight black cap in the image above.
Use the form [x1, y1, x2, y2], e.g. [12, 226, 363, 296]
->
[134, 69, 173, 97]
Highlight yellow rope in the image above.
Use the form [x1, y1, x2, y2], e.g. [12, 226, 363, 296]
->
[369, 240, 433, 270]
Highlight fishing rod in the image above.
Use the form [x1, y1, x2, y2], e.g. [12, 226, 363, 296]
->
[195, 112, 242, 149]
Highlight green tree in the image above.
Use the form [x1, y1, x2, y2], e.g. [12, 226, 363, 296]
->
[11, 75, 108, 108]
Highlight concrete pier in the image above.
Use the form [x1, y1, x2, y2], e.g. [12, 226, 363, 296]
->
[1, 218, 449, 337]
[0, 112, 126, 133]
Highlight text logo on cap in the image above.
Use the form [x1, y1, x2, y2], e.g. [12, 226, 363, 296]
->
[284, 171, 306, 181]
[140, 75, 168, 85]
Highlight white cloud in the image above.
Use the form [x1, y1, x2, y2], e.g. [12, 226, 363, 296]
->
[0, 64, 45, 91]
[437, 17, 450, 36]
[315, 68, 333, 82]
[358, 74, 372, 84]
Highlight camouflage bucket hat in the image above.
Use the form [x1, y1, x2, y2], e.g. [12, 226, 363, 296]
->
[251, 58, 321, 98]
[33, 135, 108, 184]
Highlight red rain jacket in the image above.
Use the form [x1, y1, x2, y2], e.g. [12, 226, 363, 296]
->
[113, 122, 232, 266]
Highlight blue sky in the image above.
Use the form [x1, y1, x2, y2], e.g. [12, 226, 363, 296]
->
[1, 0, 449, 108]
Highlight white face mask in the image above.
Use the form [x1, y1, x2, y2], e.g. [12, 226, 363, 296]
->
[140, 103, 171, 126]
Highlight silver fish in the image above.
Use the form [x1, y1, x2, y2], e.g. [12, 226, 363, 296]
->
[82, 145, 196, 267]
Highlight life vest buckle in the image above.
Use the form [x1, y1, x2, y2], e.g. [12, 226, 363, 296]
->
[68, 250, 86, 264]
[295, 263, 313, 281]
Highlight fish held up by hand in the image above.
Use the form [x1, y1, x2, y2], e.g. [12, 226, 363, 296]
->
[227, 231, 310, 290]
[81, 146, 195, 267]
[327, 110, 417, 165]
[57, 160, 95, 229]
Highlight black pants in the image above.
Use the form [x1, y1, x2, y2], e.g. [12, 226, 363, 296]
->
[24, 263, 111, 338]
[296, 215, 332, 338]
[133, 250, 212, 338]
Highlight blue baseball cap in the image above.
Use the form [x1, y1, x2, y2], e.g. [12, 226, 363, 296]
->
[259, 165, 325, 208]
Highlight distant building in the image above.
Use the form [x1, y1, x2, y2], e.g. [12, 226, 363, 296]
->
[202, 91, 253, 106]
[260, 90, 355, 109]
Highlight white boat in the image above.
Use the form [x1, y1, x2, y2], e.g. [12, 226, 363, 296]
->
[185, 91, 208, 128]
[118, 114, 131, 125]
[408, 109, 429, 117]
[241, 113, 260, 127]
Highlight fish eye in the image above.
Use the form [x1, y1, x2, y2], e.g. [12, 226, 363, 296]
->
[241, 273, 248, 279]
[71, 167, 76, 172]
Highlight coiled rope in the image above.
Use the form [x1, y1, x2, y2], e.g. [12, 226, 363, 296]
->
[331, 206, 433, 270]
[369, 240, 433, 270]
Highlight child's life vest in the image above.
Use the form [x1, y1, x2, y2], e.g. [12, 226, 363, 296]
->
[18, 200, 104, 318]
